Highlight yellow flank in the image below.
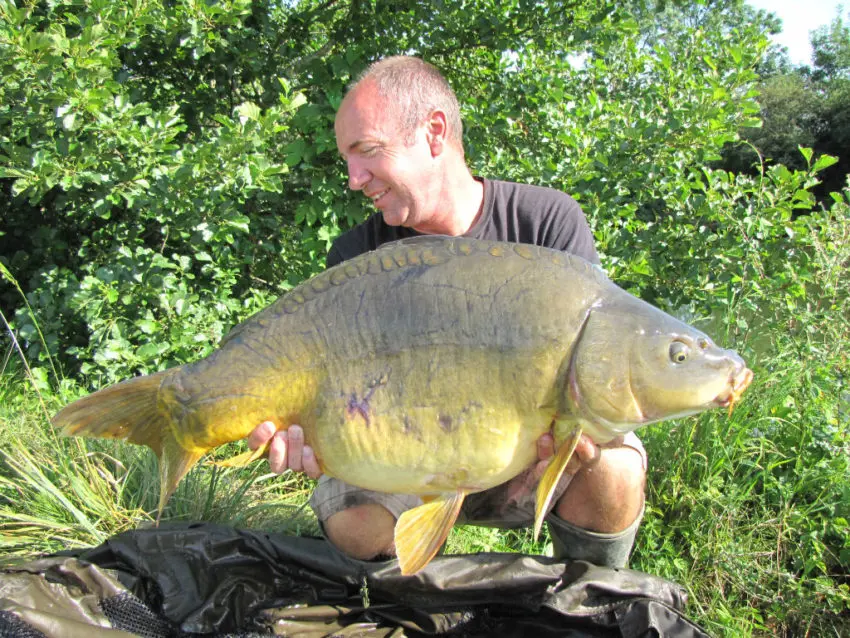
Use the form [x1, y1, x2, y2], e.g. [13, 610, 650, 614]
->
[52, 236, 752, 575]
[311, 344, 561, 494]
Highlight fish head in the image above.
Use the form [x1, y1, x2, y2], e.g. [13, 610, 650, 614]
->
[565, 297, 753, 440]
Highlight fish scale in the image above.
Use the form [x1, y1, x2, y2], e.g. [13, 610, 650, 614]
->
[53, 235, 752, 575]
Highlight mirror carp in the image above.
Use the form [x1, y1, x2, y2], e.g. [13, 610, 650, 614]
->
[53, 236, 753, 575]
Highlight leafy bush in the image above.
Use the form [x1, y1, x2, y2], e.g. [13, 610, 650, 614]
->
[1, 0, 316, 382]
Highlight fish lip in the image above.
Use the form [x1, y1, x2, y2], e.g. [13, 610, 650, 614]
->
[714, 367, 754, 407]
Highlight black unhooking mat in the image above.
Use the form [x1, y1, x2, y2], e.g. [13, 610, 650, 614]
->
[0, 522, 710, 637]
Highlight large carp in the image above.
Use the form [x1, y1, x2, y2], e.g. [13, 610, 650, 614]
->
[53, 236, 752, 574]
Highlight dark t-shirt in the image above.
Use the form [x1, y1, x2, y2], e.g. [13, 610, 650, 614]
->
[327, 178, 599, 267]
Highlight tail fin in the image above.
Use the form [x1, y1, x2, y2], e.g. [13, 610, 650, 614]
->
[53, 369, 211, 518]
[52, 370, 172, 455]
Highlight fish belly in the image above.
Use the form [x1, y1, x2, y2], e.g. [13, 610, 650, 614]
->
[309, 344, 556, 496]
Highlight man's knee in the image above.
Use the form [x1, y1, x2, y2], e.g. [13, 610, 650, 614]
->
[555, 444, 646, 534]
[310, 476, 421, 560]
[324, 503, 397, 560]
[548, 446, 646, 568]
[603, 445, 647, 500]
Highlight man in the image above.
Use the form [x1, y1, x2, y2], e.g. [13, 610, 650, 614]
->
[248, 56, 646, 569]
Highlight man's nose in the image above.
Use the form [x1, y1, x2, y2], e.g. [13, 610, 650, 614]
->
[347, 158, 370, 191]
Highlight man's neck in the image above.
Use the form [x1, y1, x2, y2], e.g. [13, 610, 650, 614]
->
[413, 169, 484, 236]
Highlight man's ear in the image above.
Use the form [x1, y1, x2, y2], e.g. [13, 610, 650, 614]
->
[426, 109, 448, 157]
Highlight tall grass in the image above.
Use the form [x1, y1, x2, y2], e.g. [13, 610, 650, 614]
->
[0, 371, 317, 561]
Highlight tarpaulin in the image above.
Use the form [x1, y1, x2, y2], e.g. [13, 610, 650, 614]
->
[0, 522, 710, 637]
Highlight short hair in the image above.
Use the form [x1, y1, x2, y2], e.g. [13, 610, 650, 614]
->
[352, 56, 463, 147]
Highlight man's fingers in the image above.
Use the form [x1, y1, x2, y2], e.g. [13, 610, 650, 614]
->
[302, 445, 322, 479]
[533, 431, 595, 479]
[533, 432, 622, 482]
[247, 420, 276, 450]
[573, 435, 597, 465]
[536, 433, 555, 461]
[248, 422, 321, 478]
[267, 431, 288, 474]
[532, 433, 556, 480]
[287, 425, 305, 473]
[551, 434, 598, 475]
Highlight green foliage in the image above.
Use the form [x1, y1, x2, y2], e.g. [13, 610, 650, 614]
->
[1, 0, 313, 383]
[721, 6, 850, 199]
[811, 10, 850, 82]
[608, 151, 834, 309]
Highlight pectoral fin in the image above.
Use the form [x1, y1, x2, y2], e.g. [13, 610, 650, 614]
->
[533, 426, 583, 539]
[395, 491, 466, 575]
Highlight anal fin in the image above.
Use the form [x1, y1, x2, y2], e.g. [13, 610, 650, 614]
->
[395, 491, 465, 575]
[533, 426, 583, 539]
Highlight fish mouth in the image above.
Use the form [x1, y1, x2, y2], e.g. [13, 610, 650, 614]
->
[714, 367, 754, 414]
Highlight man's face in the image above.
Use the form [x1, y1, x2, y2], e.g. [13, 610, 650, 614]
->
[334, 81, 438, 228]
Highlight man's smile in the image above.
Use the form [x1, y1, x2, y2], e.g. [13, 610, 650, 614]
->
[368, 188, 390, 205]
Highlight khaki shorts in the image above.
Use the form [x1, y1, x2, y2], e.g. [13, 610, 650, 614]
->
[309, 432, 647, 567]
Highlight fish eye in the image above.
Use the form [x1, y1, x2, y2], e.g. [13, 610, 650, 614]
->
[669, 341, 690, 364]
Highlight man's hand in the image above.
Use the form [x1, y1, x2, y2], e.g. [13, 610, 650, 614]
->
[246, 422, 322, 479]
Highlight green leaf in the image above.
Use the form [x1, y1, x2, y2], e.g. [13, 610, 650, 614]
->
[812, 154, 839, 173]
[137, 319, 159, 335]
[136, 342, 166, 358]
[236, 102, 261, 124]
[226, 216, 250, 233]
[62, 113, 77, 130]
[285, 138, 307, 167]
